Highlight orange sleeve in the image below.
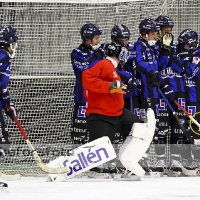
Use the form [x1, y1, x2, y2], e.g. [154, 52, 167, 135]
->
[82, 61, 110, 94]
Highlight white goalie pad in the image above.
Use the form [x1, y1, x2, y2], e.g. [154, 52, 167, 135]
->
[119, 108, 156, 176]
[46, 136, 116, 181]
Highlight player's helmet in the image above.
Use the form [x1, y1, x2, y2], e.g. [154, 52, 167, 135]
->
[106, 41, 124, 58]
[139, 18, 157, 34]
[178, 29, 198, 48]
[80, 23, 102, 41]
[111, 24, 130, 41]
[155, 15, 174, 28]
[0, 26, 18, 46]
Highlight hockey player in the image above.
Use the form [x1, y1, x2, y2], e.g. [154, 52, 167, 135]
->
[46, 42, 156, 182]
[110, 24, 139, 113]
[0, 26, 18, 188]
[82, 41, 155, 179]
[168, 29, 200, 176]
[134, 18, 174, 176]
[155, 15, 190, 176]
[70, 23, 105, 145]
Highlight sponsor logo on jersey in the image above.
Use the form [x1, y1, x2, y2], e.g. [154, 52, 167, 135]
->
[187, 106, 196, 116]
[77, 106, 86, 118]
[178, 98, 186, 110]
[134, 108, 140, 119]
[156, 99, 167, 116]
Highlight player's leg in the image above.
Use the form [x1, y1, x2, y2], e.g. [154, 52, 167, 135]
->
[86, 114, 120, 178]
[119, 108, 156, 177]
[47, 114, 120, 181]
[70, 102, 88, 146]
[168, 96, 196, 176]
[0, 110, 11, 188]
[187, 102, 200, 175]
[152, 98, 170, 176]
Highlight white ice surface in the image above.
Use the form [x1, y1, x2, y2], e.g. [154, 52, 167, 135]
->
[1, 176, 200, 200]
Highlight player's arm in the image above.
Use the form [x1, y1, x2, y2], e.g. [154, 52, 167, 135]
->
[116, 68, 132, 84]
[134, 42, 154, 74]
[82, 62, 126, 94]
[71, 48, 101, 72]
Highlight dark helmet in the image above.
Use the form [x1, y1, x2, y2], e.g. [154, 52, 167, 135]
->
[178, 29, 198, 48]
[80, 23, 102, 41]
[111, 24, 130, 41]
[106, 41, 124, 58]
[0, 26, 18, 46]
[139, 18, 157, 34]
[155, 15, 174, 29]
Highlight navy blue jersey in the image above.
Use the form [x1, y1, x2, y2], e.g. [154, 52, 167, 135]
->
[184, 47, 200, 102]
[134, 38, 168, 98]
[0, 47, 12, 109]
[71, 43, 105, 103]
[123, 43, 139, 98]
[159, 42, 185, 93]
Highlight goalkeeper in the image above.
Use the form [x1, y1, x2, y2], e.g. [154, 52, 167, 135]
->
[82, 41, 155, 179]
[70, 23, 105, 146]
[0, 26, 18, 188]
[46, 41, 156, 181]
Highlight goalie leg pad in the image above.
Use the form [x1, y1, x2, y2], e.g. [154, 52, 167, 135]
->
[119, 108, 156, 176]
[47, 136, 116, 181]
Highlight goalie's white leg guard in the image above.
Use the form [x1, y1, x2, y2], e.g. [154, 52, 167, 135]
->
[119, 108, 156, 176]
[46, 136, 116, 182]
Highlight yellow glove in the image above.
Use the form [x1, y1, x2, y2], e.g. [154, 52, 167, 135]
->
[162, 33, 173, 50]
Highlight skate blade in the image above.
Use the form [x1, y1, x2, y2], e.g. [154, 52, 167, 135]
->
[167, 170, 181, 177]
[149, 172, 164, 177]
[113, 174, 141, 181]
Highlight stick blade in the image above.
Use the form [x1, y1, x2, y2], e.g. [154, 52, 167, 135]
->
[0, 172, 21, 181]
[33, 151, 69, 174]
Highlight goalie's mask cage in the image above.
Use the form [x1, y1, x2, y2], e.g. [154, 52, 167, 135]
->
[178, 29, 199, 49]
[80, 23, 102, 41]
[155, 15, 174, 29]
[111, 24, 130, 41]
[1, 0, 200, 177]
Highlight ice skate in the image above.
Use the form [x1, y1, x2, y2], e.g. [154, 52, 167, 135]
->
[167, 159, 196, 177]
[150, 159, 165, 177]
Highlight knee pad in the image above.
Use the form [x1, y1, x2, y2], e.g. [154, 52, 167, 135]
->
[119, 108, 156, 176]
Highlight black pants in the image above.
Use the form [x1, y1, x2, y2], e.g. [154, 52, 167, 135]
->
[0, 110, 11, 152]
[86, 108, 140, 143]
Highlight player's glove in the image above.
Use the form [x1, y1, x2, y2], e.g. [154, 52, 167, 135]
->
[163, 85, 175, 102]
[127, 78, 137, 94]
[117, 47, 130, 70]
[162, 33, 173, 50]
[148, 72, 160, 88]
[0, 87, 16, 121]
[110, 80, 127, 94]
[93, 48, 105, 60]
[5, 102, 16, 121]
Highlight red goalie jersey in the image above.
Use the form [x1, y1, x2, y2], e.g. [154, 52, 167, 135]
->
[82, 58, 124, 116]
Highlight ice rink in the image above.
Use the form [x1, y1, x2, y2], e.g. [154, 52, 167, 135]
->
[1, 176, 200, 200]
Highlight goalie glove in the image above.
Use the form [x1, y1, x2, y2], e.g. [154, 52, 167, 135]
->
[162, 33, 173, 50]
[110, 80, 127, 94]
